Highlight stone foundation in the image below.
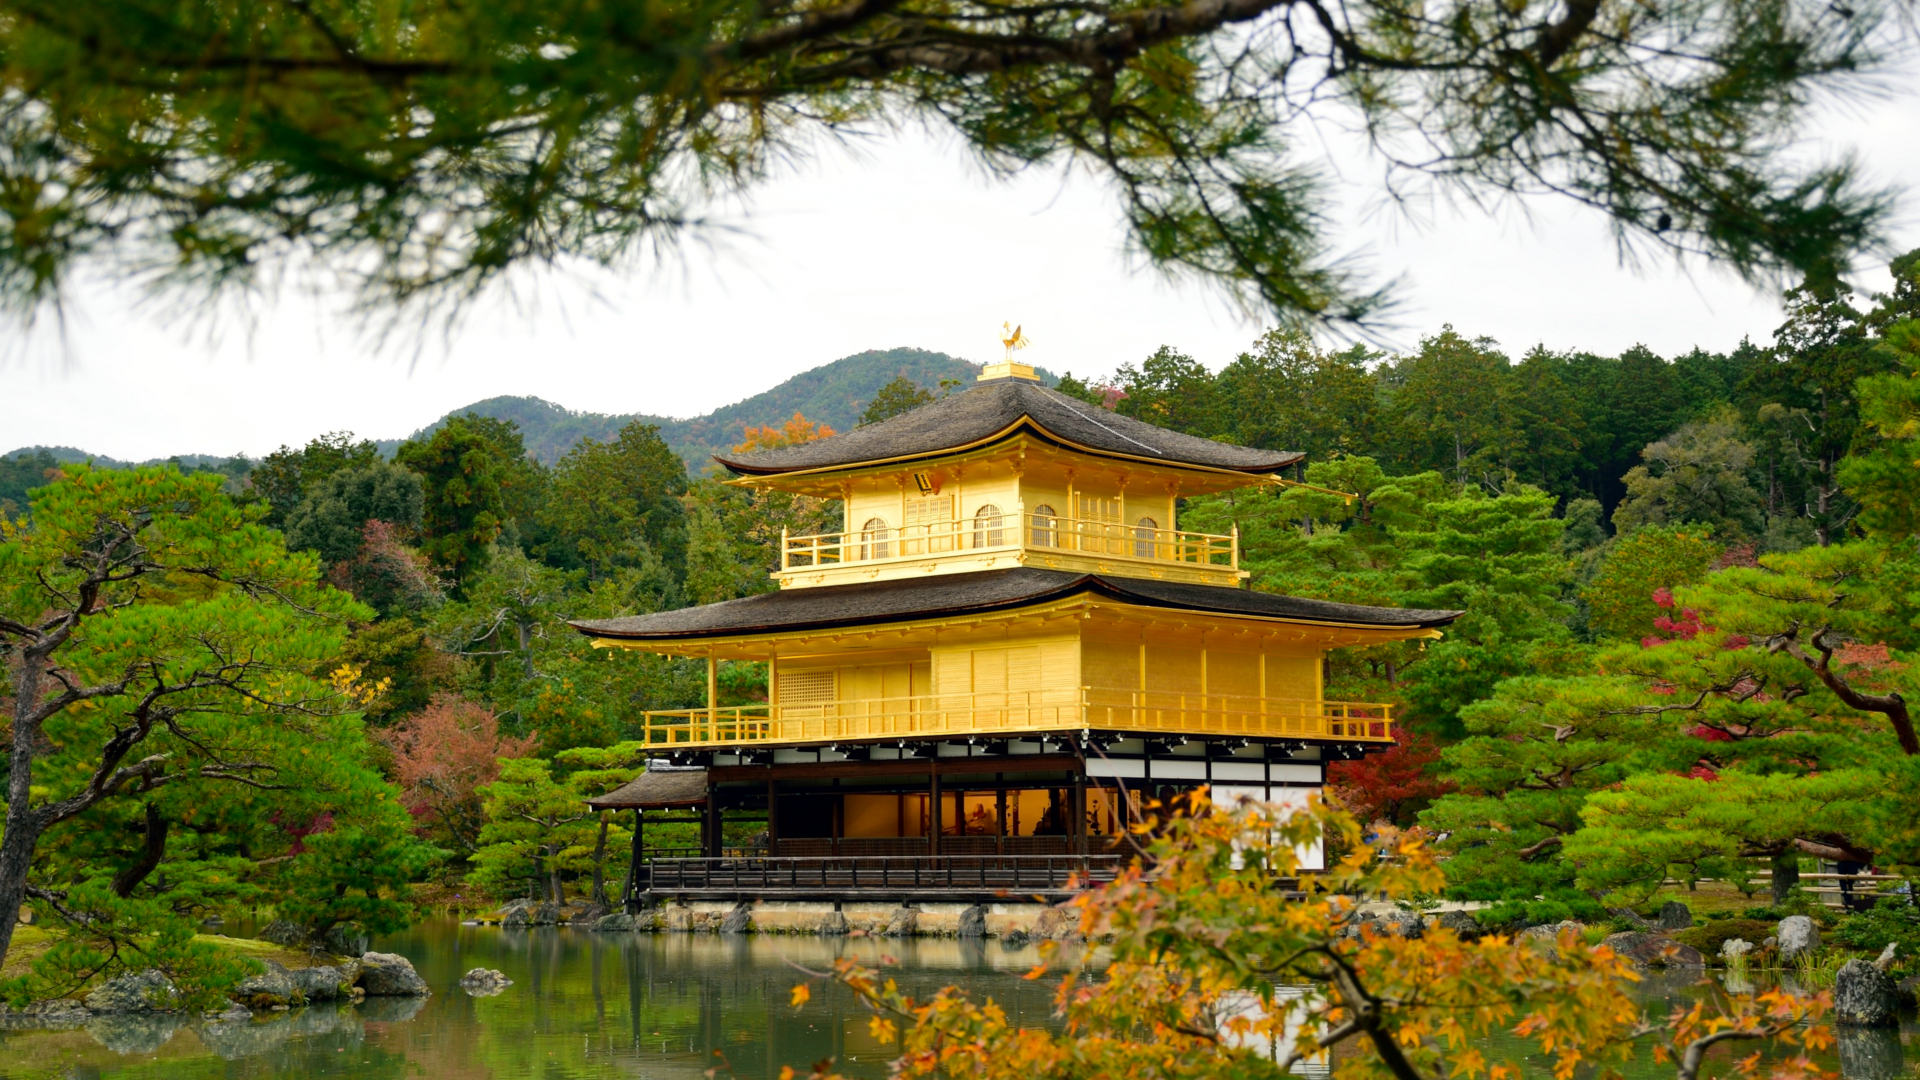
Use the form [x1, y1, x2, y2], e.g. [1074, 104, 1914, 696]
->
[626, 899, 1082, 938]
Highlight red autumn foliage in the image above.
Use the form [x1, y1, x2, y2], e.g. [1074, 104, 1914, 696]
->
[383, 695, 537, 854]
[1327, 728, 1454, 828]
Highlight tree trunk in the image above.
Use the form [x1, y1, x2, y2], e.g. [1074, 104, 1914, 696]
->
[111, 802, 169, 897]
[1771, 850, 1801, 906]
[0, 652, 51, 965]
[590, 812, 610, 906]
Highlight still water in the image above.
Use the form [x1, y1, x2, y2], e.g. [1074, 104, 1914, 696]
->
[0, 920, 1912, 1080]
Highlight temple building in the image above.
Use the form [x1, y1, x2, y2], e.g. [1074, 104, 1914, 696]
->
[573, 357, 1459, 905]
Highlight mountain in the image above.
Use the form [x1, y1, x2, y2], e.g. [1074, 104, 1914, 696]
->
[10, 346, 1058, 477]
[395, 347, 1057, 470]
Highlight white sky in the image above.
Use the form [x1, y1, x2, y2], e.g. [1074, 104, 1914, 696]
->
[5, 62, 1919, 462]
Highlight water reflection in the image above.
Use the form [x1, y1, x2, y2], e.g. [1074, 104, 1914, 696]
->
[0, 921, 1912, 1080]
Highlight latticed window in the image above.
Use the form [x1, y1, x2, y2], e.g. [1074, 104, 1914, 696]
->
[904, 495, 954, 553]
[1076, 494, 1122, 554]
[973, 504, 1005, 549]
[1029, 504, 1057, 547]
[777, 669, 836, 709]
[860, 517, 890, 560]
[1133, 516, 1159, 559]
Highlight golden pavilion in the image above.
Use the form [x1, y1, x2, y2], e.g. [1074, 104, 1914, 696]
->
[573, 358, 1459, 902]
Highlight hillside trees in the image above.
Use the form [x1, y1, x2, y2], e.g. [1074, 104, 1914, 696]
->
[0, 466, 430, 977]
[536, 421, 689, 580]
[859, 377, 936, 426]
[396, 414, 544, 586]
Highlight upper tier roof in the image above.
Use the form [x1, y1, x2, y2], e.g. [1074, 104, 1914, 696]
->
[712, 377, 1304, 476]
[571, 568, 1462, 642]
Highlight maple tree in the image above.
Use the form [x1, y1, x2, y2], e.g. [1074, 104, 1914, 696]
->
[790, 796, 1836, 1080]
[734, 413, 838, 454]
[1327, 728, 1453, 828]
[385, 695, 539, 856]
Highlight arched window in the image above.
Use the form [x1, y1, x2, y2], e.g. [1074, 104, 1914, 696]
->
[1029, 504, 1057, 547]
[1133, 516, 1159, 559]
[973, 504, 1005, 549]
[860, 517, 891, 560]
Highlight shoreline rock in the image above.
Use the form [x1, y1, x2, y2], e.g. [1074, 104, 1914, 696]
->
[358, 952, 431, 997]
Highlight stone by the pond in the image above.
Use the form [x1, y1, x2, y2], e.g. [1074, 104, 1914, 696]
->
[86, 1011, 184, 1054]
[1837, 1025, 1906, 1080]
[1896, 974, 1920, 1009]
[882, 906, 919, 938]
[0, 999, 91, 1029]
[358, 952, 430, 997]
[592, 911, 637, 932]
[1002, 928, 1031, 947]
[204, 1003, 252, 1021]
[958, 904, 988, 939]
[532, 901, 563, 926]
[290, 962, 358, 1002]
[570, 902, 610, 925]
[1521, 921, 1585, 949]
[256, 919, 308, 946]
[321, 924, 369, 957]
[720, 900, 754, 935]
[1603, 932, 1705, 968]
[85, 969, 181, 1014]
[1375, 910, 1427, 939]
[460, 968, 513, 996]
[1432, 910, 1483, 941]
[1720, 938, 1754, 960]
[817, 910, 849, 936]
[1776, 915, 1820, 961]
[1032, 904, 1082, 942]
[1834, 958, 1899, 1027]
[1656, 901, 1693, 930]
[232, 960, 300, 1009]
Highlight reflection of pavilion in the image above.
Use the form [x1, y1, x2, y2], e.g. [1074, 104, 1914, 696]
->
[574, 360, 1458, 905]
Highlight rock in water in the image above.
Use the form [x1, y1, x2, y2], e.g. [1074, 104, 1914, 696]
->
[85, 1012, 184, 1054]
[1776, 915, 1820, 961]
[1432, 910, 1483, 941]
[882, 906, 918, 938]
[85, 969, 181, 1014]
[502, 907, 533, 929]
[1656, 901, 1693, 930]
[817, 911, 849, 936]
[13, 999, 90, 1028]
[256, 919, 309, 946]
[459, 968, 513, 996]
[1720, 938, 1754, 961]
[290, 963, 358, 1002]
[1602, 932, 1706, 968]
[358, 953, 431, 997]
[592, 912, 637, 933]
[719, 901, 754, 935]
[1834, 959, 1899, 1027]
[1836, 1026, 1905, 1080]
[1376, 911, 1426, 939]
[532, 902, 562, 926]
[321, 924, 368, 957]
[1032, 905, 1082, 942]
[957, 904, 988, 939]
[1002, 928, 1031, 947]
[231, 960, 300, 1009]
[1896, 974, 1920, 1009]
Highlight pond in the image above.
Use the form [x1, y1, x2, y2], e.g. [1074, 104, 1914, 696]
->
[0, 920, 1913, 1080]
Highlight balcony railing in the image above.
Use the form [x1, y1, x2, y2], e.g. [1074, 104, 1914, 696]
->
[634, 688, 1393, 750]
[780, 512, 1237, 573]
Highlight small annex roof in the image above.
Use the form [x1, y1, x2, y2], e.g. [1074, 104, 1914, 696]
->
[570, 568, 1461, 643]
[586, 768, 708, 809]
[712, 377, 1302, 477]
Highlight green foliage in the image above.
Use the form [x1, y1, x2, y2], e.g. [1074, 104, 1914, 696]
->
[1212, 329, 1377, 458]
[859, 376, 936, 426]
[396, 414, 541, 585]
[1580, 526, 1723, 640]
[2, 886, 253, 1010]
[471, 758, 629, 903]
[0, 448, 57, 518]
[536, 421, 689, 579]
[275, 816, 441, 940]
[1837, 320, 1920, 539]
[1612, 408, 1766, 540]
[283, 461, 425, 564]
[249, 432, 381, 529]
[1113, 346, 1222, 437]
[1671, 918, 1776, 957]
[1831, 898, 1920, 958]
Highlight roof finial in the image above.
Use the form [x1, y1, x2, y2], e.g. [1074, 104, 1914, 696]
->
[980, 322, 1041, 383]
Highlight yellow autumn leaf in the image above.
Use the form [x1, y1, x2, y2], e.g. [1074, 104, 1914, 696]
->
[789, 982, 810, 1008]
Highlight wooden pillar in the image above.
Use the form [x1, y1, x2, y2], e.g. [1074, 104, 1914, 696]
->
[706, 653, 718, 731]
[703, 791, 720, 858]
[929, 766, 942, 857]
[766, 775, 779, 857]
[1071, 774, 1087, 856]
[996, 788, 1008, 856]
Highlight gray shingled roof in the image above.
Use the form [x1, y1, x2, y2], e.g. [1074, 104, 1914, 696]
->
[570, 568, 1460, 641]
[587, 768, 708, 809]
[713, 378, 1303, 475]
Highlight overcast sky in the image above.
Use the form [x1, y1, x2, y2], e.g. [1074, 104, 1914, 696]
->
[6, 61, 1919, 463]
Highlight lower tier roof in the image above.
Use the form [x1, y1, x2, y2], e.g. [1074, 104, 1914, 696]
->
[570, 567, 1461, 643]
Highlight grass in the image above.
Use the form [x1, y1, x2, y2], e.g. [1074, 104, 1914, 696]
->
[1, 925, 340, 996]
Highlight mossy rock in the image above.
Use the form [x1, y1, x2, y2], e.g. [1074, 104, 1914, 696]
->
[1673, 918, 1774, 958]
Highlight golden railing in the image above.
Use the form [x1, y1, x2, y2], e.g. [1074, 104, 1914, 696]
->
[635, 689, 1393, 749]
[780, 513, 1237, 572]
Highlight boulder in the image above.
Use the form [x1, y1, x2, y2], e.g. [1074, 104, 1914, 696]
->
[231, 960, 300, 1010]
[569, 903, 611, 925]
[817, 911, 849, 936]
[1521, 920, 1585, 946]
[1032, 904, 1082, 942]
[502, 906, 533, 929]
[1656, 901, 1694, 930]
[530, 902, 563, 926]
[357, 952, 430, 997]
[85, 1012, 184, 1054]
[882, 906, 919, 938]
[664, 906, 696, 933]
[1833, 959, 1899, 1027]
[203, 1003, 252, 1022]
[1719, 938, 1754, 961]
[1432, 910, 1484, 941]
[290, 963, 357, 1002]
[1776, 915, 1820, 961]
[1895, 974, 1920, 1009]
[459, 968, 513, 996]
[257, 920, 308, 947]
[958, 904, 988, 939]
[1376, 910, 1426, 939]
[1002, 928, 1032, 947]
[719, 901, 754, 935]
[592, 912, 638, 933]
[1608, 908, 1654, 931]
[1835, 1026, 1905, 1080]
[1602, 932, 1705, 968]
[85, 969, 181, 1014]
[4, 999, 90, 1028]
[321, 924, 368, 957]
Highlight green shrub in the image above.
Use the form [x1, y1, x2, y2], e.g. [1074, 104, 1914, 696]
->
[1673, 918, 1774, 958]
[1831, 898, 1920, 961]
